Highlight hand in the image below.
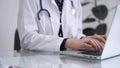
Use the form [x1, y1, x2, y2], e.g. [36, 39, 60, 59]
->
[83, 35, 107, 43]
[65, 39, 101, 51]
[65, 35, 107, 52]
[81, 35, 107, 51]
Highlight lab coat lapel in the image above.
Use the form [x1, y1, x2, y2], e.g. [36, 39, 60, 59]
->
[51, 0, 60, 16]
[51, 0, 57, 8]
[62, 0, 71, 38]
[49, 0, 61, 36]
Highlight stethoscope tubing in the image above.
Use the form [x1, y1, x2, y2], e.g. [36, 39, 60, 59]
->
[37, 0, 51, 20]
[37, 0, 75, 20]
[37, 0, 75, 35]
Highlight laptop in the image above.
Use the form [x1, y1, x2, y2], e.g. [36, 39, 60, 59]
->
[60, 5, 120, 60]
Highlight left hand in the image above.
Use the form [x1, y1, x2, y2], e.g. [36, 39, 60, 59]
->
[81, 35, 107, 52]
[83, 35, 106, 43]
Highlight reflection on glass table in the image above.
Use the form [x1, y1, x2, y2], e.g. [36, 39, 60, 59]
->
[0, 50, 120, 68]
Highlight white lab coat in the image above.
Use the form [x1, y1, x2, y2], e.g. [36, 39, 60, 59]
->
[17, 0, 84, 52]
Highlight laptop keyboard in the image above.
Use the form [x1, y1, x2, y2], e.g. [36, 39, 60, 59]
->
[78, 48, 102, 56]
[81, 51, 102, 56]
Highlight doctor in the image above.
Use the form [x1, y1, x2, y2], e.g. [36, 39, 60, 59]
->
[18, 0, 106, 52]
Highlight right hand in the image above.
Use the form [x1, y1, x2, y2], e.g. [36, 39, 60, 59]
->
[65, 38, 103, 52]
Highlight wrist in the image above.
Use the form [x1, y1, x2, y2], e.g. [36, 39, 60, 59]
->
[65, 39, 79, 49]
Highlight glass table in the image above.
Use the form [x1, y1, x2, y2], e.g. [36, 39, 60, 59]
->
[0, 50, 120, 68]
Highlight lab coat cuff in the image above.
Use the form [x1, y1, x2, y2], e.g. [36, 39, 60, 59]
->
[60, 38, 68, 51]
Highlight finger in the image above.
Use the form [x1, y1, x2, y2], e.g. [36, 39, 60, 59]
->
[83, 37, 104, 52]
[92, 40, 99, 51]
[101, 35, 107, 40]
[76, 43, 92, 51]
[93, 40, 103, 52]
[85, 39, 98, 50]
[82, 43, 93, 48]
[90, 40, 100, 51]
[93, 35, 106, 43]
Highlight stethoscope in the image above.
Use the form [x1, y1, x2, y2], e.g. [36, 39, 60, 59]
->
[37, 0, 75, 37]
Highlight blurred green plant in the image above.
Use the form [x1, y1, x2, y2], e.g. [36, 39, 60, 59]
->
[82, 0, 108, 36]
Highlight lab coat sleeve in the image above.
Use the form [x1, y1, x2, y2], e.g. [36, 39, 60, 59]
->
[17, 0, 64, 52]
[76, 0, 86, 39]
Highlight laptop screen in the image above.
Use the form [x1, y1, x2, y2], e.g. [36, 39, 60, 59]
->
[101, 5, 120, 59]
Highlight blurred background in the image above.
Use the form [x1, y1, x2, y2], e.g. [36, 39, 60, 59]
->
[0, 0, 120, 57]
[81, 0, 120, 36]
[0, 0, 19, 57]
